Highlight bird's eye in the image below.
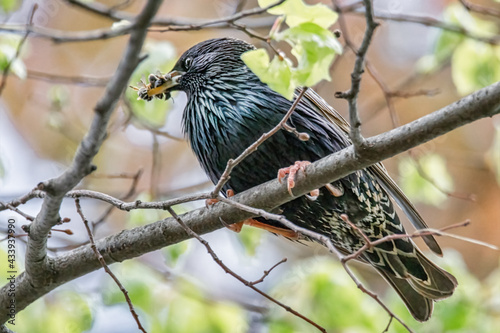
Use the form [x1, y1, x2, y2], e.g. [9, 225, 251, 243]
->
[184, 57, 193, 69]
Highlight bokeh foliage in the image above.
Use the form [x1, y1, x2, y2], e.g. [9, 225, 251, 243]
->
[2, 0, 500, 332]
[4, 241, 500, 332]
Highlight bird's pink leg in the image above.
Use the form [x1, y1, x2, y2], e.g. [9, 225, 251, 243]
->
[278, 161, 320, 197]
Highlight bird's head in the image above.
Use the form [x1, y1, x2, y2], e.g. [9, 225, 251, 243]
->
[156, 37, 257, 98]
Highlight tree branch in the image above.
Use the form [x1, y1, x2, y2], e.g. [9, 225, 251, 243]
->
[1, 79, 499, 324]
[23, 0, 163, 288]
[0, 23, 134, 43]
[0, 1, 282, 43]
[336, 4, 500, 46]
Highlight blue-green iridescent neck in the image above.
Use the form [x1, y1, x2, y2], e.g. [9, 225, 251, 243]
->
[181, 67, 288, 185]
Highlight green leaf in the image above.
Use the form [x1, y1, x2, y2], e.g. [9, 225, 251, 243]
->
[237, 225, 263, 256]
[101, 261, 161, 313]
[440, 3, 500, 95]
[418, 3, 498, 75]
[245, 1, 341, 99]
[242, 48, 295, 99]
[242, 22, 341, 99]
[0, 36, 27, 79]
[0, 0, 19, 13]
[451, 40, 500, 95]
[269, 257, 381, 331]
[398, 154, 454, 206]
[258, 0, 338, 29]
[163, 281, 246, 333]
[276, 22, 341, 86]
[163, 240, 190, 266]
[433, 30, 464, 64]
[443, 3, 497, 38]
[12, 292, 93, 333]
[126, 41, 177, 128]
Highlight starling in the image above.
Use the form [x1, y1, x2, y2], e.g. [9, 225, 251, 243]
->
[137, 37, 457, 321]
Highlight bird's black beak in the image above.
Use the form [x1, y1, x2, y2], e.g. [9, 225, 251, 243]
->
[145, 70, 184, 97]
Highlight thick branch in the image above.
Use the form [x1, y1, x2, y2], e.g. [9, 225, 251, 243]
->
[24, 0, 163, 287]
[1, 80, 499, 324]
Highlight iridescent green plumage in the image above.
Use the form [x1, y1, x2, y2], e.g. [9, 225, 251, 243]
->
[143, 37, 457, 321]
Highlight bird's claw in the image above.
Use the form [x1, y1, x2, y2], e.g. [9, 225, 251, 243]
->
[205, 189, 235, 208]
[278, 161, 319, 197]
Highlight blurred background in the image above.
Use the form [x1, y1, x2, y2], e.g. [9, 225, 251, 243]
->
[1, 0, 500, 332]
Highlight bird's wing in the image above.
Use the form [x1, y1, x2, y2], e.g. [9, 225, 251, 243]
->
[302, 88, 443, 256]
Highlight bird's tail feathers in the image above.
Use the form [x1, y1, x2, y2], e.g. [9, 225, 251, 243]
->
[378, 269, 434, 322]
[407, 250, 458, 300]
[376, 250, 457, 322]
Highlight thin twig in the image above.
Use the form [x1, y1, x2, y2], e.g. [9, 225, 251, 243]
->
[334, 0, 379, 148]
[166, 206, 326, 333]
[458, 0, 500, 19]
[4, 188, 212, 212]
[249, 258, 287, 286]
[75, 198, 147, 333]
[382, 316, 394, 333]
[151, 0, 287, 32]
[68, 189, 212, 210]
[0, 203, 35, 221]
[409, 153, 476, 202]
[387, 88, 441, 99]
[65, 0, 123, 22]
[147, 127, 182, 141]
[92, 169, 143, 229]
[364, 61, 400, 128]
[150, 134, 161, 199]
[0, 189, 44, 213]
[120, 95, 182, 141]
[341, 219, 472, 263]
[370, 12, 500, 45]
[66, 0, 284, 31]
[336, 3, 500, 45]
[340, 214, 371, 246]
[0, 234, 28, 243]
[90, 171, 142, 179]
[27, 70, 109, 86]
[211, 87, 309, 197]
[0, 23, 133, 44]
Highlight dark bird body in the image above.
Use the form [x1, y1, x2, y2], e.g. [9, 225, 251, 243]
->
[142, 37, 457, 321]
